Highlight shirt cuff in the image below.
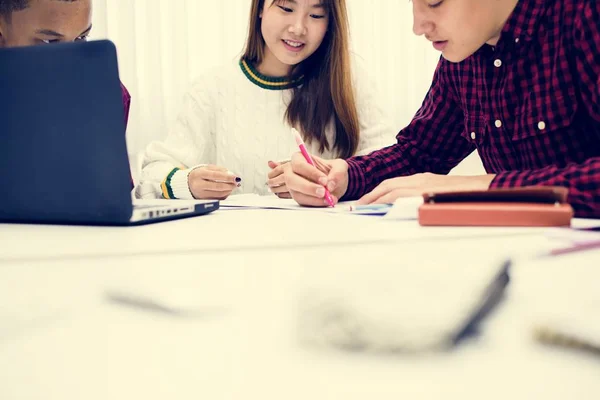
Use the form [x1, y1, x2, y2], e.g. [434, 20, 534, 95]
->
[489, 171, 525, 189]
[343, 158, 367, 200]
[160, 167, 195, 199]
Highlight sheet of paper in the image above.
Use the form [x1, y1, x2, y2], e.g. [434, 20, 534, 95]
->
[221, 194, 416, 216]
[133, 195, 416, 217]
[219, 194, 355, 212]
[382, 196, 423, 220]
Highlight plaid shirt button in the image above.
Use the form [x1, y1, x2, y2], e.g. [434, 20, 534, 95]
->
[470, 131, 477, 140]
[495, 119, 503, 128]
[494, 59, 503, 67]
[538, 121, 546, 130]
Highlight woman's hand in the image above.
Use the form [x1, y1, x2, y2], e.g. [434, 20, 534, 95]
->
[267, 160, 292, 199]
[188, 165, 240, 200]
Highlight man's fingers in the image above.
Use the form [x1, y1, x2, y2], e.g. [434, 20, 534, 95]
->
[356, 185, 388, 205]
[358, 186, 421, 205]
[372, 191, 400, 204]
[375, 189, 422, 204]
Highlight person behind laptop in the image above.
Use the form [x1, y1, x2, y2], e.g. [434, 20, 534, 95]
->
[0, 0, 132, 134]
[282, 0, 600, 218]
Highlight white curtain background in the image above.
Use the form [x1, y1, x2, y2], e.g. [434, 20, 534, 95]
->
[92, 0, 484, 177]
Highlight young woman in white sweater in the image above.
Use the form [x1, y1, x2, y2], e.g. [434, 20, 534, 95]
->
[136, 0, 394, 200]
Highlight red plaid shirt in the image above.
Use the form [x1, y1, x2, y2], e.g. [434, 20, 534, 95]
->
[345, 0, 600, 218]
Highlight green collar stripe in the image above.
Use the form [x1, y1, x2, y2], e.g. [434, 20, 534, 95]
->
[239, 59, 303, 91]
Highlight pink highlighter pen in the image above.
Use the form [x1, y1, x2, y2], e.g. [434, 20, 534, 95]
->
[292, 128, 335, 207]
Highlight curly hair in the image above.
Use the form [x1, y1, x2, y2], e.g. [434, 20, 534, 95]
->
[0, 0, 78, 18]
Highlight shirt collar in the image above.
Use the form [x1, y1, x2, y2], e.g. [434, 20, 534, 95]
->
[239, 58, 304, 91]
[500, 0, 548, 42]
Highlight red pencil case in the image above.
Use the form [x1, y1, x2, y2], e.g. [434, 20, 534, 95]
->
[418, 186, 573, 227]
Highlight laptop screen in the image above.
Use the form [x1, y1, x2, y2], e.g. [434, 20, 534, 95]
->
[0, 41, 133, 224]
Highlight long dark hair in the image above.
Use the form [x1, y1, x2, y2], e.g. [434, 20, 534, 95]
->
[242, 0, 359, 158]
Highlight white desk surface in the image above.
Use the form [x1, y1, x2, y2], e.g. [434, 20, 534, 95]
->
[1, 210, 599, 399]
[1, 208, 589, 262]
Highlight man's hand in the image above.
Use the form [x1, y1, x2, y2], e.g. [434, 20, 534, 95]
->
[356, 173, 496, 205]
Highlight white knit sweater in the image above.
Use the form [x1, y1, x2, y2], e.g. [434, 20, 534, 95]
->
[135, 59, 395, 199]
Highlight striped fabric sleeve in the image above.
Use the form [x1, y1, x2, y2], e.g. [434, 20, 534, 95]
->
[160, 168, 181, 199]
[160, 167, 198, 200]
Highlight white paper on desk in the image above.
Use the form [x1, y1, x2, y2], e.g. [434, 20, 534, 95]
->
[218, 193, 286, 208]
[382, 196, 423, 220]
[219, 194, 354, 212]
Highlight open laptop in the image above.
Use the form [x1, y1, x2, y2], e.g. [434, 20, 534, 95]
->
[0, 40, 218, 226]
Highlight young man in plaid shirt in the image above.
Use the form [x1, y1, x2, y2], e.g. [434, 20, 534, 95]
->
[280, 0, 600, 218]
